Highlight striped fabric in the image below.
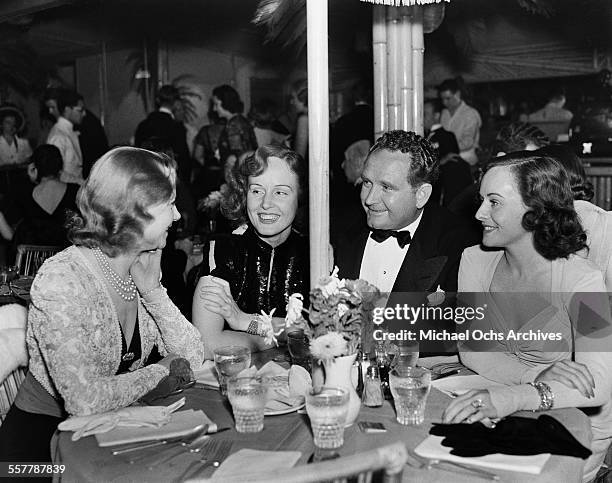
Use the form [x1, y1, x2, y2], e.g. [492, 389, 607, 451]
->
[0, 367, 27, 425]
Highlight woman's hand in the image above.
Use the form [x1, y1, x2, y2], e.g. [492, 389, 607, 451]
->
[156, 353, 181, 370]
[535, 360, 595, 398]
[131, 249, 162, 295]
[442, 390, 498, 424]
[198, 276, 250, 330]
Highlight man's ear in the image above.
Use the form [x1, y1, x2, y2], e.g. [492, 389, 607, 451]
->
[415, 183, 432, 209]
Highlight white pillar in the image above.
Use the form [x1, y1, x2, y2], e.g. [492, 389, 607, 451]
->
[372, 5, 387, 140]
[411, 6, 424, 135]
[399, 6, 413, 131]
[307, 0, 331, 285]
[385, 7, 400, 130]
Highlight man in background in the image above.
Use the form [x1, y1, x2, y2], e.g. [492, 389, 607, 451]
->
[438, 78, 481, 166]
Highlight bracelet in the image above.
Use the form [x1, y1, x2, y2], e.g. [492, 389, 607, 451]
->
[246, 316, 266, 337]
[528, 382, 554, 411]
[140, 283, 162, 298]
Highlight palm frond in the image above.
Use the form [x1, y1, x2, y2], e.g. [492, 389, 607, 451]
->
[252, 0, 306, 53]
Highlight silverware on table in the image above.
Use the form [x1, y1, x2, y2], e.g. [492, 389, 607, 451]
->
[407, 450, 500, 481]
[112, 423, 207, 456]
[175, 440, 233, 482]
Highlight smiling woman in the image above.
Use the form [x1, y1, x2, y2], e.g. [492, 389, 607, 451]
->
[452, 153, 612, 482]
[192, 145, 309, 359]
[0, 147, 205, 464]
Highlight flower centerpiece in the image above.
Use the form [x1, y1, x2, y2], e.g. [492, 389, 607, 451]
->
[197, 189, 224, 218]
[285, 267, 382, 425]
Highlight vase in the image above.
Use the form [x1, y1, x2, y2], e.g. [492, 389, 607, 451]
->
[322, 353, 361, 427]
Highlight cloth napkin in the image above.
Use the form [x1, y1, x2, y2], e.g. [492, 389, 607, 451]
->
[430, 415, 592, 459]
[208, 449, 302, 481]
[95, 408, 217, 447]
[415, 435, 550, 475]
[58, 398, 185, 441]
[194, 360, 219, 387]
[431, 374, 504, 397]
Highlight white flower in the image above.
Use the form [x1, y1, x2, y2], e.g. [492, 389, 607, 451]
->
[258, 308, 278, 346]
[318, 266, 345, 298]
[309, 332, 347, 362]
[285, 293, 304, 327]
[337, 303, 349, 318]
[427, 285, 446, 306]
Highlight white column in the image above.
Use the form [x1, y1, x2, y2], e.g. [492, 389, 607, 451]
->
[372, 5, 387, 140]
[399, 6, 413, 131]
[307, 0, 331, 285]
[385, 7, 400, 130]
[411, 6, 424, 135]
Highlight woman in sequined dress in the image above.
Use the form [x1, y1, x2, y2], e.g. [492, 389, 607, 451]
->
[192, 144, 309, 359]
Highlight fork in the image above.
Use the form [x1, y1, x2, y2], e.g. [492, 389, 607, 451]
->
[175, 440, 232, 482]
[406, 450, 499, 481]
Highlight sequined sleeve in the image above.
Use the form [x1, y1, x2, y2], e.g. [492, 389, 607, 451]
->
[140, 286, 205, 368]
[29, 266, 169, 416]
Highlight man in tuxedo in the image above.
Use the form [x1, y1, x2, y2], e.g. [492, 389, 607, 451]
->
[334, 130, 479, 352]
[336, 129, 476, 293]
[134, 85, 191, 183]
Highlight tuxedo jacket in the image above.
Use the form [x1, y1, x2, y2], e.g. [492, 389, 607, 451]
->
[335, 203, 478, 293]
[335, 203, 479, 354]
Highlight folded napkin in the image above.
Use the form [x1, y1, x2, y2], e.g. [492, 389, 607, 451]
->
[194, 360, 219, 388]
[415, 435, 550, 475]
[431, 374, 504, 397]
[95, 408, 216, 447]
[58, 398, 185, 441]
[236, 362, 311, 412]
[208, 449, 302, 481]
[430, 415, 592, 459]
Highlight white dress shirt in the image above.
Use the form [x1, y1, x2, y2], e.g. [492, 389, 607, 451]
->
[359, 212, 423, 293]
[0, 136, 32, 166]
[47, 117, 83, 185]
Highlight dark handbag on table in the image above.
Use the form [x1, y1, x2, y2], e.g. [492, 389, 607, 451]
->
[140, 358, 194, 405]
[430, 415, 592, 459]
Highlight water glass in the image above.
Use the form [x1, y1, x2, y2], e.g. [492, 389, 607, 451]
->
[213, 346, 251, 396]
[287, 329, 310, 369]
[227, 376, 269, 433]
[306, 387, 349, 449]
[389, 366, 431, 425]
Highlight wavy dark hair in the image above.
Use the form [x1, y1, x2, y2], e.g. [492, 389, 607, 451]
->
[495, 122, 549, 155]
[67, 147, 177, 257]
[485, 153, 587, 260]
[212, 84, 244, 114]
[536, 144, 594, 202]
[368, 130, 439, 185]
[222, 144, 305, 226]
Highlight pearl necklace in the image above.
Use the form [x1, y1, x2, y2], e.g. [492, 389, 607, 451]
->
[93, 247, 137, 301]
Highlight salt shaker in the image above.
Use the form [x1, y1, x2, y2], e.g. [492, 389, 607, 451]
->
[362, 364, 383, 407]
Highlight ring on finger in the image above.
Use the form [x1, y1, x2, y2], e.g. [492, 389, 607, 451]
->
[471, 398, 484, 409]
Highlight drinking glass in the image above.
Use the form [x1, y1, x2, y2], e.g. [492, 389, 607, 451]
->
[287, 329, 311, 370]
[227, 376, 269, 433]
[389, 366, 431, 425]
[213, 346, 251, 396]
[306, 387, 349, 449]
[0, 265, 18, 296]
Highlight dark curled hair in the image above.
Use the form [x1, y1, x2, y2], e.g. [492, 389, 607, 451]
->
[31, 144, 62, 180]
[536, 144, 594, 202]
[495, 122, 549, 154]
[222, 144, 305, 225]
[368, 130, 439, 185]
[485, 154, 587, 260]
[212, 85, 244, 114]
[67, 147, 177, 257]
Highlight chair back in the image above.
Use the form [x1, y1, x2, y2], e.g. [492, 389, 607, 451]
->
[15, 244, 61, 276]
[204, 442, 408, 483]
[0, 367, 26, 425]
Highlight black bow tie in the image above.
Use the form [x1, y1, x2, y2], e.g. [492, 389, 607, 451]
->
[370, 229, 412, 248]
